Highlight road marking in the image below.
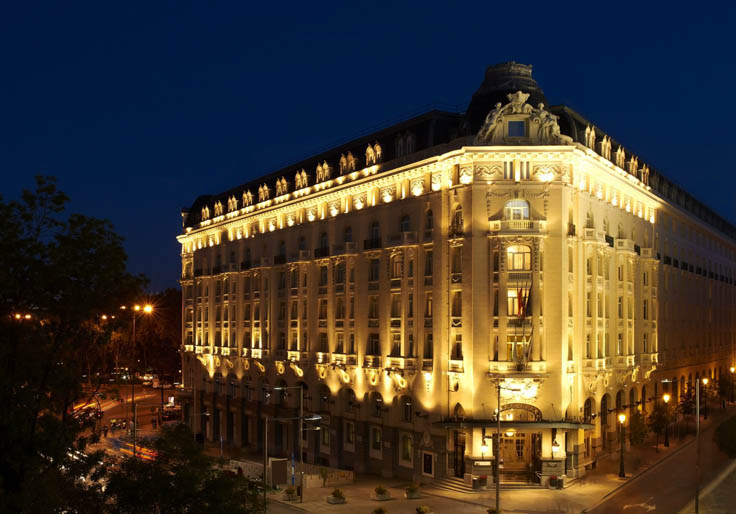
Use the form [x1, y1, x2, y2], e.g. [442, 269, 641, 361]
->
[623, 502, 656, 512]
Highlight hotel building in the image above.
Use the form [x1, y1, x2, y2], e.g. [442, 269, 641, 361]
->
[178, 62, 736, 485]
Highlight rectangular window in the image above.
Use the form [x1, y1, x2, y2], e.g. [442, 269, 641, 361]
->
[452, 334, 462, 360]
[367, 333, 380, 355]
[643, 333, 649, 353]
[371, 427, 382, 450]
[369, 258, 380, 281]
[318, 299, 327, 320]
[391, 333, 401, 356]
[452, 291, 462, 317]
[319, 332, 328, 353]
[424, 333, 433, 359]
[617, 333, 623, 355]
[508, 120, 526, 137]
[335, 332, 345, 354]
[618, 296, 623, 318]
[643, 300, 648, 320]
[319, 265, 328, 286]
[586, 292, 591, 317]
[345, 421, 354, 444]
[369, 296, 379, 319]
[424, 250, 433, 276]
[391, 294, 401, 318]
[425, 293, 433, 317]
[335, 297, 345, 319]
[586, 334, 591, 358]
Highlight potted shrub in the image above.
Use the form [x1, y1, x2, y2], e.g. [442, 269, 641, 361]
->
[373, 508, 387, 514]
[374, 485, 391, 501]
[319, 467, 329, 487]
[405, 483, 421, 499]
[416, 507, 434, 514]
[327, 488, 346, 504]
[283, 486, 297, 501]
[487, 508, 501, 514]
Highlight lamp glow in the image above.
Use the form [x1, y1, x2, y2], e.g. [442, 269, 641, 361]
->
[618, 413, 626, 424]
[663, 394, 670, 404]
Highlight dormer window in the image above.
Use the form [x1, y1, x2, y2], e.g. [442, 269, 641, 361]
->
[508, 121, 526, 137]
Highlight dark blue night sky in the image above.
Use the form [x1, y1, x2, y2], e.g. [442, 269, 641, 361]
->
[2, 2, 735, 291]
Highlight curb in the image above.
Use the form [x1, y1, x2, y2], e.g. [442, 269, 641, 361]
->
[678, 458, 736, 514]
[581, 437, 695, 513]
[269, 497, 310, 512]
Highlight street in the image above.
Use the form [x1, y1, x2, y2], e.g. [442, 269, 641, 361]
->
[587, 418, 730, 513]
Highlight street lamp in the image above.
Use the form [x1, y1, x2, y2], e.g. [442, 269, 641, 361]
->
[730, 367, 735, 403]
[123, 303, 154, 458]
[618, 413, 626, 478]
[695, 377, 708, 513]
[702, 377, 709, 420]
[662, 394, 671, 448]
[480, 441, 489, 459]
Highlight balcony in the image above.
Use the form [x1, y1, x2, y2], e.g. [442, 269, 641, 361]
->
[422, 358, 433, 370]
[489, 219, 545, 234]
[364, 355, 382, 368]
[449, 359, 464, 373]
[386, 231, 417, 247]
[387, 356, 416, 370]
[582, 357, 607, 371]
[184, 344, 194, 352]
[507, 271, 531, 283]
[637, 352, 658, 366]
[582, 228, 606, 244]
[257, 256, 273, 268]
[615, 239, 636, 253]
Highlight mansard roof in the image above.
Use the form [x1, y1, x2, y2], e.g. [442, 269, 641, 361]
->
[183, 62, 736, 241]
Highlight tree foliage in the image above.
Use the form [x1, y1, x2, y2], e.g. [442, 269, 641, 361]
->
[714, 415, 736, 458]
[628, 410, 648, 446]
[106, 424, 266, 513]
[647, 401, 673, 438]
[0, 176, 145, 512]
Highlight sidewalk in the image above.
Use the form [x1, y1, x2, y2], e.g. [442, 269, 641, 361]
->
[269, 406, 735, 513]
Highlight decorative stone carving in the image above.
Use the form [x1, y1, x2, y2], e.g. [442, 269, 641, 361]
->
[242, 190, 253, 207]
[475, 91, 573, 145]
[475, 164, 503, 181]
[431, 172, 443, 191]
[275, 177, 289, 196]
[599, 136, 612, 160]
[227, 196, 238, 212]
[410, 178, 425, 197]
[213, 201, 223, 216]
[380, 186, 395, 203]
[258, 184, 270, 202]
[459, 166, 473, 184]
[585, 125, 596, 148]
[354, 193, 366, 210]
[306, 208, 317, 222]
[329, 201, 340, 217]
[201, 205, 210, 220]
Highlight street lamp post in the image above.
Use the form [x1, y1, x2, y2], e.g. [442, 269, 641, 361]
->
[702, 377, 709, 421]
[493, 382, 522, 514]
[618, 413, 626, 478]
[662, 394, 671, 448]
[731, 367, 735, 403]
[125, 303, 153, 458]
[695, 377, 708, 513]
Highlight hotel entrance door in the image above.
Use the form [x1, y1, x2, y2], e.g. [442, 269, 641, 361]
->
[499, 432, 541, 481]
[453, 431, 466, 478]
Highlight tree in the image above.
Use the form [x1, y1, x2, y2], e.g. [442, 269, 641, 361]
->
[106, 423, 266, 513]
[714, 415, 736, 458]
[628, 410, 648, 446]
[134, 288, 182, 380]
[647, 401, 673, 451]
[0, 176, 146, 513]
[679, 386, 696, 433]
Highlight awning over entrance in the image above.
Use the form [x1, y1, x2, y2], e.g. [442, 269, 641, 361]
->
[434, 419, 595, 430]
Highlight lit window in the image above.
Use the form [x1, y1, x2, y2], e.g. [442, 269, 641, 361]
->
[504, 199, 530, 220]
[507, 245, 531, 270]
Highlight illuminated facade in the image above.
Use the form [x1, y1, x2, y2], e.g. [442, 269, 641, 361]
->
[178, 62, 736, 485]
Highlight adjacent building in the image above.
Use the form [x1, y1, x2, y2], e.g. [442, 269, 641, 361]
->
[178, 62, 736, 485]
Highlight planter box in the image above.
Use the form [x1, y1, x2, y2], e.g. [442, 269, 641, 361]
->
[405, 490, 421, 499]
[327, 496, 346, 504]
[283, 493, 298, 502]
[373, 493, 391, 501]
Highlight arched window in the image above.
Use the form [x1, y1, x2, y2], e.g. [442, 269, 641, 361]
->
[425, 209, 434, 231]
[370, 221, 381, 240]
[507, 245, 531, 271]
[399, 215, 410, 233]
[453, 403, 465, 420]
[504, 199, 530, 220]
[583, 398, 593, 422]
[344, 226, 353, 243]
[319, 232, 329, 250]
